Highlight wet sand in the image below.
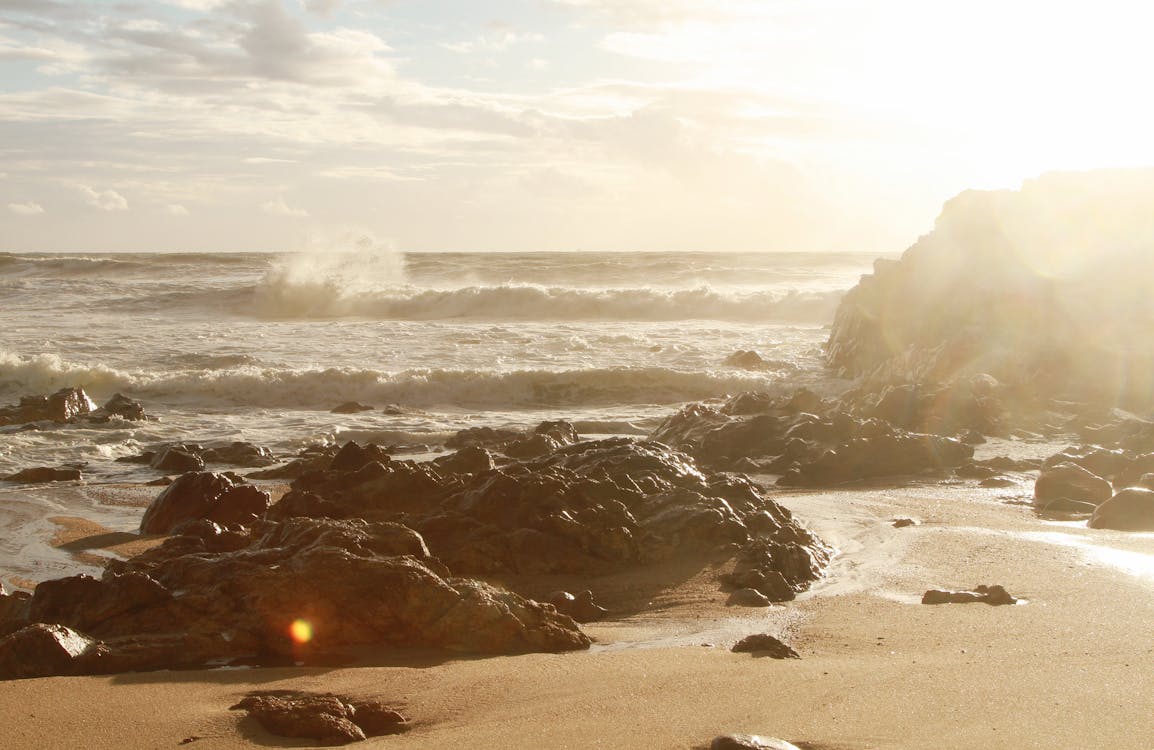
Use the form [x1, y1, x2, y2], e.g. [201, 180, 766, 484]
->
[4, 477, 1154, 748]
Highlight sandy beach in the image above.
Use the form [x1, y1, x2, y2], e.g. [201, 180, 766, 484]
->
[5, 471, 1154, 750]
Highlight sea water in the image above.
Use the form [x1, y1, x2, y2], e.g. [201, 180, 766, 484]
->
[0, 249, 877, 584]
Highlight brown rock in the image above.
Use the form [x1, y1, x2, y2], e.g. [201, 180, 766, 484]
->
[4, 466, 82, 483]
[921, 584, 1017, 605]
[547, 590, 608, 623]
[711, 735, 801, 750]
[1034, 462, 1112, 507]
[139, 472, 244, 534]
[1089, 487, 1154, 531]
[730, 633, 799, 659]
[0, 623, 105, 680]
[330, 402, 375, 414]
[231, 691, 406, 746]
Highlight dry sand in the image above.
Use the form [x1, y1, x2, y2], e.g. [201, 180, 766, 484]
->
[4, 476, 1154, 749]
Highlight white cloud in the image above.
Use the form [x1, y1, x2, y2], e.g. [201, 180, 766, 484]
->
[8, 201, 44, 215]
[261, 196, 308, 217]
[76, 185, 129, 211]
[166, 203, 189, 215]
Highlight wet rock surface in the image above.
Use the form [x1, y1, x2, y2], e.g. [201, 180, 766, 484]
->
[231, 690, 407, 746]
[1089, 487, 1154, 531]
[3, 466, 82, 483]
[139, 472, 270, 534]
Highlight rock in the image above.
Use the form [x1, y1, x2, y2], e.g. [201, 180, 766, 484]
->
[979, 476, 1015, 488]
[200, 442, 277, 467]
[727, 588, 772, 608]
[139, 472, 268, 534]
[1089, 487, 1154, 531]
[0, 589, 31, 636]
[99, 393, 147, 421]
[921, 585, 1017, 605]
[231, 691, 406, 746]
[29, 572, 172, 636]
[826, 172, 1154, 412]
[711, 735, 801, 750]
[547, 590, 608, 623]
[329, 441, 392, 473]
[331, 402, 375, 414]
[1034, 463, 1112, 507]
[445, 425, 523, 450]
[0, 386, 96, 426]
[4, 466, 82, 483]
[730, 633, 799, 658]
[892, 517, 918, 528]
[0, 623, 105, 680]
[724, 350, 772, 370]
[151, 446, 206, 473]
[432, 446, 496, 475]
[1038, 497, 1098, 515]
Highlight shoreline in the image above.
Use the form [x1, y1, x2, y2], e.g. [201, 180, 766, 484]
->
[4, 477, 1154, 748]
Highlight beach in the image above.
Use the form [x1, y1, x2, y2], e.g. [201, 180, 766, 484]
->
[4, 468, 1154, 749]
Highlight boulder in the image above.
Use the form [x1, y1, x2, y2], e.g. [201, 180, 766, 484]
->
[200, 442, 277, 467]
[150, 446, 205, 473]
[139, 472, 269, 534]
[330, 402, 375, 414]
[0, 623, 105, 680]
[4, 466, 82, 483]
[724, 350, 773, 370]
[231, 691, 406, 746]
[1034, 463, 1112, 507]
[1089, 487, 1154, 531]
[99, 393, 147, 421]
[0, 386, 96, 426]
[730, 633, 799, 658]
[432, 446, 496, 475]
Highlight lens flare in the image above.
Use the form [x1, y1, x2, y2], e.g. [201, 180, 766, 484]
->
[289, 619, 314, 645]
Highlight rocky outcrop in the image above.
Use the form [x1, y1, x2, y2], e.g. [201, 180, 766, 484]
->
[649, 391, 972, 484]
[827, 170, 1154, 410]
[1034, 463, 1113, 511]
[730, 633, 799, 659]
[3, 466, 82, 483]
[0, 515, 589, 679]
[120, 441, 278, 472]
[0, 387, 95, 426]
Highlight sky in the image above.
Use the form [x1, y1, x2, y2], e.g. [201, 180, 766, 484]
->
[1, 0, 1153, 253]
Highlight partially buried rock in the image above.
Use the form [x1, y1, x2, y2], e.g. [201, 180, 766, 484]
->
[4, 466, 81, 483]
[432, 445, 496, 475]
[151, 446, 205, 473]
[892, 517, 918, 528]
[711, 735, 801, 750]
[1089, 487, 1154, 531]
[547, 590, 607, 623]
[730, 633, 799, 658]
[727, 588, 772, 608]
[331, 401, 375, 414]
[231, 691, 406, 746]
[922, 584, 1017, 605]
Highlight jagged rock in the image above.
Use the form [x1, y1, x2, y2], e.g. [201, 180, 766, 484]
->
[0, 589, 31, 636]
[724, 350, 772, 370]
[0, 387, 96, 426]
[1034, 463, 1112, 508]
[139, 472, 269, 534]
[547, 590, 608, 623]
[99, 393, 147, 421]
[328, 441, 392, 473]
[711, 734, 801, 750]
[248, 445, 339, 480]
[921, 585, 1017, 605]
[1089, 487, 1154, 531]
[29, 572, 172, 636]
[730, 633, 799, 658]
[331, 402, 375, 414]
[231, 691, 406, 746]
[151, 446, 205, 473]
[4, 466, 82, 483]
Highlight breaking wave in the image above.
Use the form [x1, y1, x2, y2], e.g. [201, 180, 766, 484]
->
[0, 350, 784, 410]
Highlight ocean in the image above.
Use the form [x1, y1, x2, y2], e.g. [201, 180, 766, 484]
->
[0, 249, 877, 585]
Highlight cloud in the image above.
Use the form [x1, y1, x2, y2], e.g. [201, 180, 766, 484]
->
[301, 0, 341, 14]
[76, 184, 128, 210]
[166, 203, 189, 215]
[261, 196, 308, 216]
[7, 201, 44, 214]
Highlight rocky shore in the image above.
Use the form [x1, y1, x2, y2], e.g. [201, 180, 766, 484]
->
[2, 170, 1154, 747]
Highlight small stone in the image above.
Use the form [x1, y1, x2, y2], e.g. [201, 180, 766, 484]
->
[892, 517, 918, 528]
[921, 584, 1017, 605]
[710, 733, 801, 749]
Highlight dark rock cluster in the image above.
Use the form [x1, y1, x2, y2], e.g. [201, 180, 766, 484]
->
[649, 390, 973, 485]
[231, 690, 407, 746]
[0, 387, 148, 427]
